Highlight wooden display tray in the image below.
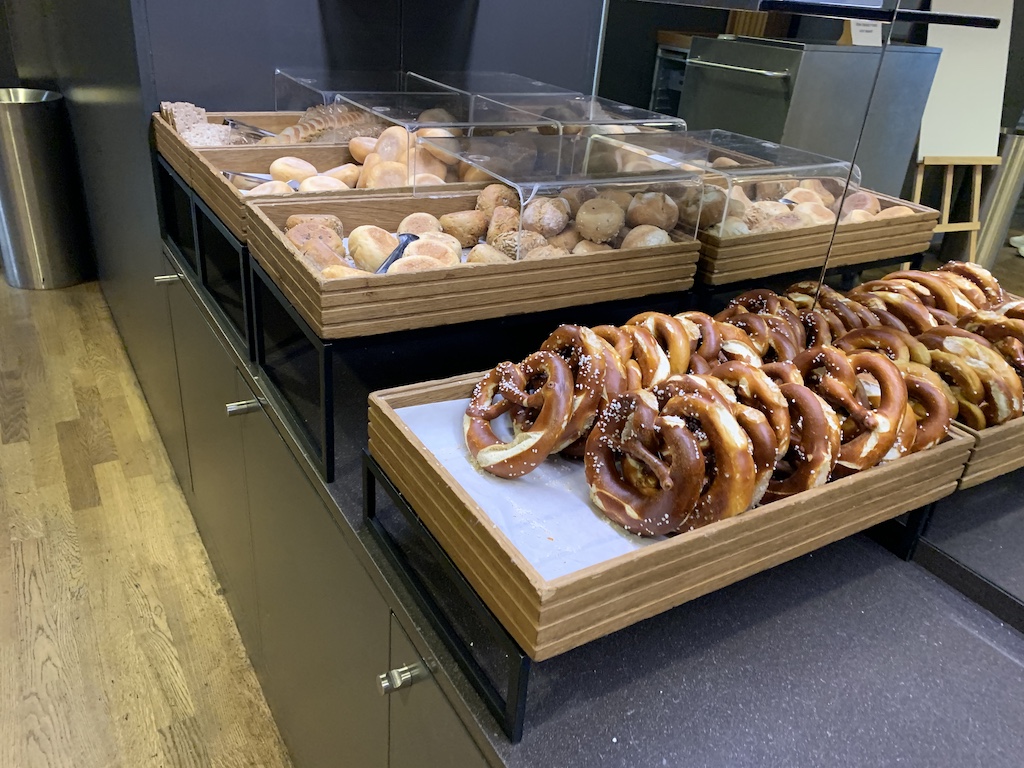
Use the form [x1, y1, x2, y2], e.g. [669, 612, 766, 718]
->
[368, 373, 975, 661]
[246, 193, 701, 339]
[955, 418, 1024, 490]
[152, 110, 303, 186]
[696, 191, 939, 285]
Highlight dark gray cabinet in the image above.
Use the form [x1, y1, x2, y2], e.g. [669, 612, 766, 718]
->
[151, 256, 191, 494]
[389, 615, 489, 768]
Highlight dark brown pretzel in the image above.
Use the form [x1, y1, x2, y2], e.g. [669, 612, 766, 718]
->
[627, 312, 692, 375]
[929, 270, 988, 311]
[711, 361, 791, 461]
[728, 288, 799, 316]
[894, 362, 953, 453]
[675, 311, 721, 361]
[715, 321, 763, 366]
[885, 270, 968, 316]
[592, 324, 633, 365]
[584, 391, 705, 537]
[835, 327, 931, 366]
[761, 361, 804, 386]
[938, 261, 1004, 305]
[856, 291, 937, 335]
[721, 312, 771, 357]
[465, 352, 574, 478]
[834, 352, 908, 473]
[763, 383, 839, 502]
[794, 347, 878, 433]
[621, 326, 672, 388]
[927, 350, 986, 429]
[801, 310, 833, 349]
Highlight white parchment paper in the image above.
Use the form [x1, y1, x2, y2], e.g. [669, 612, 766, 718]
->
[397, 399, 661, 581]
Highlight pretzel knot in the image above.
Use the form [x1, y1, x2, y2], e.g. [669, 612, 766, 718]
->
[893, 361, 953, 454]
[835, 327, 931, 366]
[836, 352, 908, 472]
[794, 347, 878, 433]
[584, 391, 704, 537]
[763, 383, 840, 502]
[626, 312, 692, 375]
[464, 351, 573, 479]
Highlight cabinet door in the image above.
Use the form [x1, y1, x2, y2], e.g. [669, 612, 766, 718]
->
[245, 405, 389, 768]
[167, 285, 259, 659]
[389, 615, 489, 768]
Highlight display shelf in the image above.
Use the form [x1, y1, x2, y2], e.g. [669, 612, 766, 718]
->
[367, 372, 975, 662]
[246, 191, 699, 339]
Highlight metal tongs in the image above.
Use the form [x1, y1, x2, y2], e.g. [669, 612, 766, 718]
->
[221, 117, 277, 140]
[221, 171, 300, 191]
[375, 233, 419, 274]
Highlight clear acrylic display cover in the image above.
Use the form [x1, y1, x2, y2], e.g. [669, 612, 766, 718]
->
[485, 94, 687, 135]
[408, 71, 580, 98]
[605, 129, 861, 238]
[274, 69, 459, 111]
[416, 131, 706, 254]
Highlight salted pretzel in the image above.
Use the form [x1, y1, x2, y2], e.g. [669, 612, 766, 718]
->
[592, 324, 633, 364]
[626, 312, 692, 375]
[884, 270, 976, 317]
[715, 321, 763, 366]
[938, 261, 1004, 305]
[620, 325, 672, 390]
[465, 352, 573, 478]
[958, 311, 1024, 376]
[660, 392, 756, 527]
[584, 390, 705, 537]
[854, 290, 937, 335]
[675, 311, 721, 361]
[711, 361, 791, 461]
[927, 307, 958, 327]
[850, 279, 921, 303]
[866, 306, 912, 334]
[882, 404, 918, 462]
[893, 361, 953, 453]
[990, 299, 1024, 322]
[719, 312, 770, 357]
[928, 270, 988, 311]
[833, 352, 908, 472]
[793, 347, 878, 434]
[540, 325, 626, 451]
[801, 310, 833, 348]
[835, 327, 931, 366]
[927, 350, 987, 429]
[727, 288, 799, 316]
[687, 354, 712, 374]
[763, 383, 840, 502]
[761, 361, 804, 386]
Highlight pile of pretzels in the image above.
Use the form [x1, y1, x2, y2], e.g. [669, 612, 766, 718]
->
[463, 261, 1024, 537]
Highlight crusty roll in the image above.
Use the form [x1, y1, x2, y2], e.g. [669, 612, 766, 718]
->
[414, 173, 447, 186]
[467, 243, 514, 264]
[270, 156, 318, 183]
[781, 187, 823, 206]
[398, 212, 443, 236]
[415, 127, 460, 164]
[522, 197, 570, 238]
[417, 231, 464, 261]
[298, 175, 349, 193]
[286, 222, 345, 254]
[799, 179, 836, 208]
[285, 214, 344, 238]
[387, 254, 448, 274]
[396, 146, 448, 181]
[299, 238, 347, 271]
[626, 192, 679, 231]
[492, 230, 547, 259]
[596, 189, 634, 213]
[621, 225, 672, 249]
[404, 238, 460, 267]
[791, 202, 836, 227]
[374, 125, 411, 161]
[875, 205, 915, 220]
[356, 153, 382, 189]
[476, 184, 521, 218]
[348, 225, 399, 271]
[548, 222, 582, 251]
[322, 163, 360, 187]
[576, 198, 626, 244]
[839, 190, 881, 217]
[558, 186, 598, 217]
[755, 179, 798, 201]
[321, 263, 365, 280]
[840, 209, 876, 225]
[247, 180, 294, 196]
[486, 206, 521, 244]
[349, 136, 377, 164]
[440, 210, 488, 247]
[523, 244, 569, 260]
[363, 160, 409, 189]
[742, 200, 790, 230]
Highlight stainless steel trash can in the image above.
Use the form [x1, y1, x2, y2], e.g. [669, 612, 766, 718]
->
[0, 88, 91, 289]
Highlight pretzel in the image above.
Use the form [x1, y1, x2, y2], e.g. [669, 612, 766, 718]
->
[866, 306, 911, 334]
[885, 270, 969, 316]
[883, 405, 918, 462]
[855, 291, 937, 335]
[927, 350, 986, 429]
[675, 311, 721, 361]
[835, 327, 931, 366]
[763, 383, 839, 502]
[661, 393, 756, 528]
[592, 324, 633, 365]
[732, 402, 778, 507]
[990, 299, 1024, 321]
[761, 361, 804, 386]
[893, 362, 952, 453]
[720, 312, 770, 357]
[728, 289, 799, 316]
[802, 310, 833, 348]
[760, 315, 801, 360]
[839, 295, 882, 328]
[918, 326, 996, 349]
[465, 352, 573, 478]
[928, 270, 988, 312]
[540, 325, 626, 451]
[927, 306, 958, 327]
[584, 391, 705, 536]
[715, 321, 763, 366]
[820, 308, 850, 339]
[957, 311, 1024, 375]
[687, 354, 712, 375]
[627, 312, 692, 375]
[834, 352, 908, 472]
[850, 280, 921, 303]
[938, 261, 1004, 305]
[711, 361, 791, 461]
[621, 326, 672, 389]
[793, 347, 877, 433]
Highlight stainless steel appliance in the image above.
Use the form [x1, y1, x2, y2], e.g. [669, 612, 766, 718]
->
[678, 36, 941, 195]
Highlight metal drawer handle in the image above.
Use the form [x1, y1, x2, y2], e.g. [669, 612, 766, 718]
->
[377, 663, 427, 695]
[225, 399, 261, 417]
[687, 59, 790, 79]
[153, 274, 181, 285]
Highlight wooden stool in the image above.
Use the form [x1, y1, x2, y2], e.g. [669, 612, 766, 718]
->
[912, 156, 1001, 263]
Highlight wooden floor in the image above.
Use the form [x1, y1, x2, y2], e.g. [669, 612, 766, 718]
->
[0, 278, 291, 767]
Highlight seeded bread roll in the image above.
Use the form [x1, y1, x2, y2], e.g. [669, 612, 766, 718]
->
[270, 156, 318, 183]
[348, 225, 399, 271]
[621, 225, 672, 249]
[626, 192, 679, 230]
[467, 243, 514, 264]
[476, 184, 521, 218]
[558, 186, 598, 217]
[398, 212, 443, 236]
[492, 230, 547, 259]
[486, 206, 521, 244]
[576, 198, 625, 244]
[522, 197, 570, 238]
[440, 210, 488, 247]
[285, 214, 344, 238]
[597, 189, 634, 213]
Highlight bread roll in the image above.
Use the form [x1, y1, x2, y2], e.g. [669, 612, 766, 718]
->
[417, 231, 464, 261]
[791, 202, 836, 227]
[398, 212, 443, 236]
[321, 263, 365, 280]
[415, 128, 460, 164]
[404, 238, 460, 267]
[576, 198, 625, 244]
[707, 216, 750, 238]
[374, 126, 411, 161]
[799, 179, 836, 208]
[572, 240, 614, 255]
[387, 255, 447, 274]
[286, 222, 345, 254]
[364, 161, 409, 189]
[285, 214, 344, 238]
[522, 197, 570, 238]
[461, 166, 494, 183]
[610, 226, 632, 249]
[439, 210, 487, 247]
[349, 136, 377, 164]
[839, 190, 881, 217]
[780, 187, 823, 206]
[417, 107, 458, 125]
[322, 163, 360, 188]
[486, 206, 521, 244]
[492, 230, 547, 259]
[356, 153, 382, 189]
[596, 189, 633, 213]
[298, 175, 349, 193]
[476, 184, 521, 218]
[621, 225, 672, 249]
[270, 157, 318, 183]
[299, 238, 347, 271]
[742, 201, 790, 230]
[547, 222, 582, 251]
[711, 156, 741, 169]
[396, 146, 448, 180]
[348, 225, 399, 271]
[730, 185, 753, 206]
[874, 205, 915, 220]
[755, 179, 798, 201]
[751, 212, 806, 234]
[466, 243, 514, 265]
[523, 244, 569, 260]
[414, 173, 447, 186]
[699, 185, 746, 229]
[626, 192, 679, 230]
[248, 180, 294, 196]
[558, 186, 597, 217]
[840, 209, 876, 225]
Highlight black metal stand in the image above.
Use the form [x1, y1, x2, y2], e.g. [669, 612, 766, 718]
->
[363, 452, 531, 742]
[866, 503, 936, 561]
